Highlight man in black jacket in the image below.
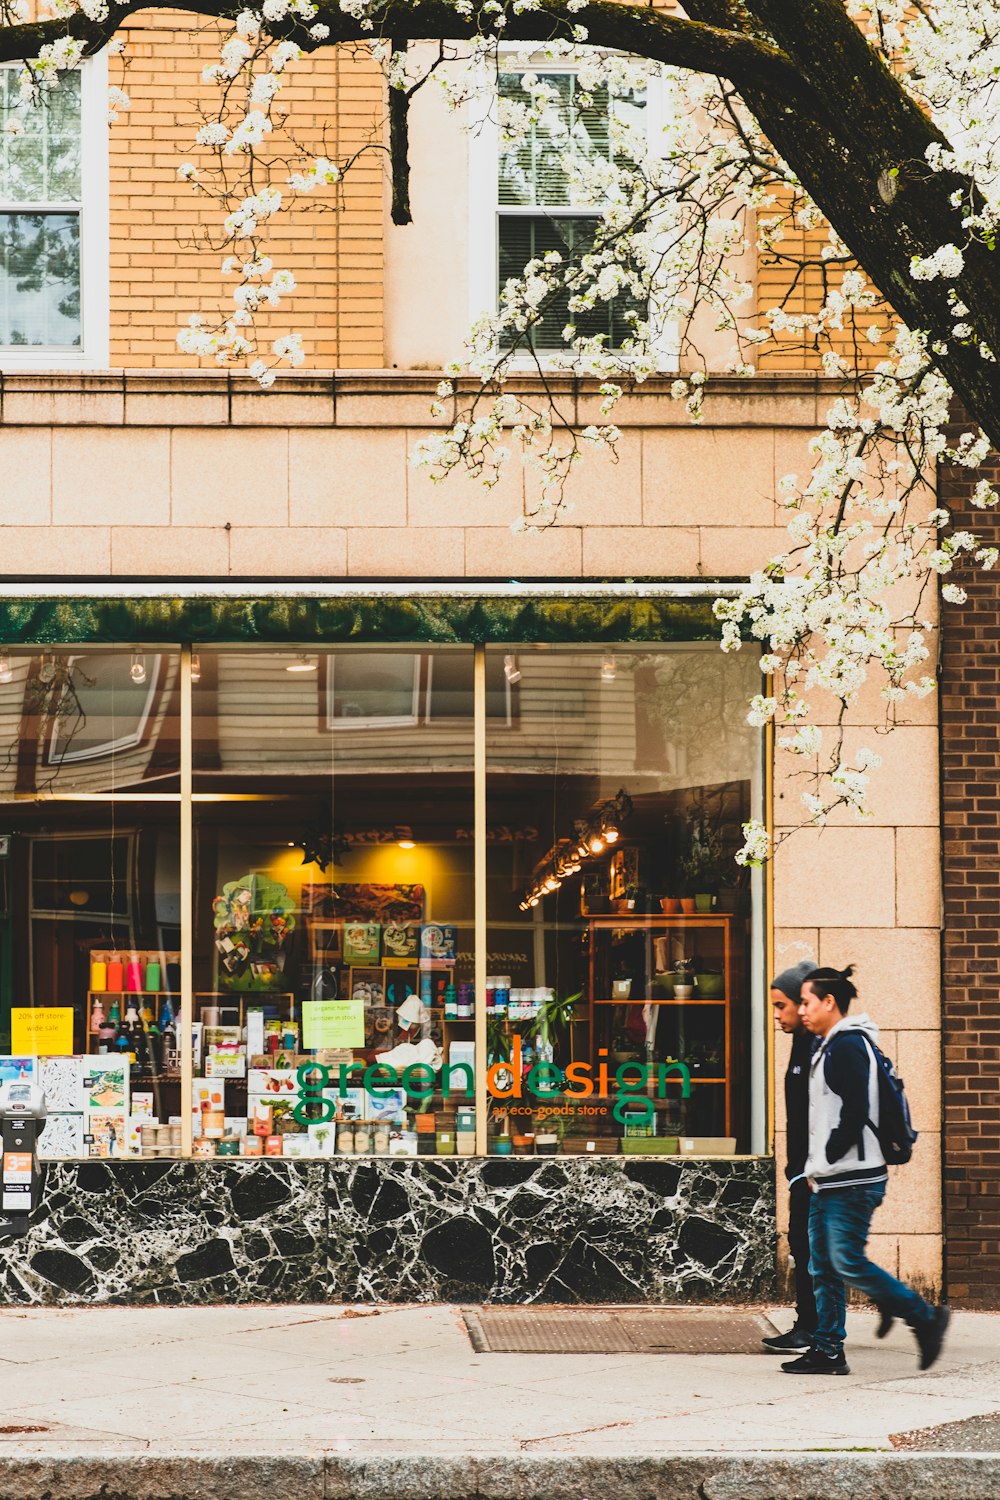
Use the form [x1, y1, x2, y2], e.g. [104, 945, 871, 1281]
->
[762, 958, 817, 1354]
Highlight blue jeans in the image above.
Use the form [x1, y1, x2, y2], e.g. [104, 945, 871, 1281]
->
[808, 1182, 933, 1357]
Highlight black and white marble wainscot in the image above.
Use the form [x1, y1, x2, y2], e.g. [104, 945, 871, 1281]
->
[0, 1157, 775, 1304]
[325, 1156, 776, 1304]
[0, 1160, 327, 1304]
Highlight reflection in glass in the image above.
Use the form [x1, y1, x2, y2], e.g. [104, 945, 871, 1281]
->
[191, 648, 476, 1159]
[0, 70, 82, 203]
[0, 648, 182, 1160]
[485, 644, 763, 1158]
[0, 212, 81, 347]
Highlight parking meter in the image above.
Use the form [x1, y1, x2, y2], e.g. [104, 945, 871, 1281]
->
[0, 1080, 46, 1239]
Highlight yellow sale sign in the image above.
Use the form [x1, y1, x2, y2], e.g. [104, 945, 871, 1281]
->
[10, 1007, 75, 1057]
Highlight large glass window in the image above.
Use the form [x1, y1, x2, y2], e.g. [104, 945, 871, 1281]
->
[0, 636, 765, 1161]
[0, 646, 181, 1161]
[190, 647, 476, 1160]
[484, 644, 764, 1158]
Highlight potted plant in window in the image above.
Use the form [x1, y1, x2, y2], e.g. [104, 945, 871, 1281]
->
[583, 875, 610, 914]
[681, 817, 723, 912]
[531, 989, 581, 1064]
[671, 958, 695, 1000]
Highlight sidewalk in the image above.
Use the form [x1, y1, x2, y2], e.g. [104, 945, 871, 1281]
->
[1, 1304, 999, 1497]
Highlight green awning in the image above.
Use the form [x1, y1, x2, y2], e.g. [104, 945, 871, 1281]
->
[0, 590, 721, 645]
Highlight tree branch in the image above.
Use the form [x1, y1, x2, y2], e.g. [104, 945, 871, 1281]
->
[388, 36, 411, 226]
[0, 0, 811, 109]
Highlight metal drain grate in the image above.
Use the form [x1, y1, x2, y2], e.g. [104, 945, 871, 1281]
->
[463, 1306, 779, 1355]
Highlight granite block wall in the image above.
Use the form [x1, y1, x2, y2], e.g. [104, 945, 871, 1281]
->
[0, 1157, 776, 1306]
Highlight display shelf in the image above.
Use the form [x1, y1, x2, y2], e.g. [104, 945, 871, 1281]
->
[88, 990, 180, 997]
[592, 997, 727, 1007]
[587, 912, 734, 1136]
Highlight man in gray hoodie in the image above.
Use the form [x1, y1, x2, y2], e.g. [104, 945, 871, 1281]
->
[781, 965, 950, 1377]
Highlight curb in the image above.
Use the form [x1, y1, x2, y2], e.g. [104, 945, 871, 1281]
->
[1, 1453, 1000, 1500]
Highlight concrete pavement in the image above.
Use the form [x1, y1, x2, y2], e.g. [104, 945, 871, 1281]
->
[0, 1304, 999, 1496]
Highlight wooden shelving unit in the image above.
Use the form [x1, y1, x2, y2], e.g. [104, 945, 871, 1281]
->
[586, 914, 735, 1135]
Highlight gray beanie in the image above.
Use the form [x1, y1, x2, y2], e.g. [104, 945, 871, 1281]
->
[771, 958, 816, 1002]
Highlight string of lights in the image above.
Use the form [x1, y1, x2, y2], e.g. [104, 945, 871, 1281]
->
[519, 789, 633, 910]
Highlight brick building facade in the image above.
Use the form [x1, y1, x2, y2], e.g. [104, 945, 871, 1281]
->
[940, 433, 1000, 1309]
[0, 23, 951, 1304]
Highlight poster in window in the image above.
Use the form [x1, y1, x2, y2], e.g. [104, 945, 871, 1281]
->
[302, 883, 425, 924]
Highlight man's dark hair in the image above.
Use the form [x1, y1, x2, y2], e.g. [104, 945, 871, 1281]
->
[803, 965, 857, 1014]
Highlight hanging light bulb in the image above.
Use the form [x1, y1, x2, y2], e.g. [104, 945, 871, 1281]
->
[0, 652, 12, 685]
[190, 652, 201, 683]
[601, 654, 617, 682]
[130, 653, 147, 685]
[286, 653, 317, 673]
[503, 653, 521, 685]
[604, 824, 619, 844]
[588, 833, 605, 855]
[528, 894, 539, 907]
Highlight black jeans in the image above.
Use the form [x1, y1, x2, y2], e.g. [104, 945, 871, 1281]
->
[788, 1176, 817, 1334]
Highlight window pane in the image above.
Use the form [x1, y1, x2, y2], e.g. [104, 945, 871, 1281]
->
[0, 212, 81, 347]
[484, 644, 764, 1159]
[498, 214, 642, 350]
[0, 70, 82, 202]
[192, 647, 477, 1160]
[0, 649, 180, 796]
[0, 648, 182, 1162]
[498, 72, 644, 209]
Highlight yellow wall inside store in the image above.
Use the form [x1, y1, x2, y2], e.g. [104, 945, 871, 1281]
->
[209, 839, 474, 923]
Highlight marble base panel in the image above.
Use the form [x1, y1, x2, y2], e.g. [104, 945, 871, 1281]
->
[0, 1158, 776, 1305]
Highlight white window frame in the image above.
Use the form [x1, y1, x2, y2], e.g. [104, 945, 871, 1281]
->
[468, 51, 676, 371]
[324, 652, 423, 731]
[48, 651, 163, 765]
[0, 51, 109, 370]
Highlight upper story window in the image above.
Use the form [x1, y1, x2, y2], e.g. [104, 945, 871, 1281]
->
[0, 58, 108, 368]
[470, 62, 653, 358]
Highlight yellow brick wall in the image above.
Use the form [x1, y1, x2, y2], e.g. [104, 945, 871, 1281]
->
[754, 192, 894, 372]
[17, 2, 893, 376]
[108, 11, 384, 369]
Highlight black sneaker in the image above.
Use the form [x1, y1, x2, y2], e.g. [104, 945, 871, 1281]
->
[915, 1306, 951, 1371]
[762, 1327, 813, 1353]
[781, 1348, 850, 1375]
[876, 1306, 895, 1339]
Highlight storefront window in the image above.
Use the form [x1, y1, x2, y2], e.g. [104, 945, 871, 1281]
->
[0, 646, 181, 1160]
[0, 633, 765, 1162]
[191, 647, 476, 1159]
[484, 644, 764, 1158]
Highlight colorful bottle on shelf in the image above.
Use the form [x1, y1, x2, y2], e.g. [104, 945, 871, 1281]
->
[90, 997, 105, 1034]
[494, 975, 510, 1018]
[444, 983, 458, 1020]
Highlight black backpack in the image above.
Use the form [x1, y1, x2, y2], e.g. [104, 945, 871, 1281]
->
[861, 1037, 918, 1165]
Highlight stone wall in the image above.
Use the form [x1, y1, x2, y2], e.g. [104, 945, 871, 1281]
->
[0, 1157, 776, 1306]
